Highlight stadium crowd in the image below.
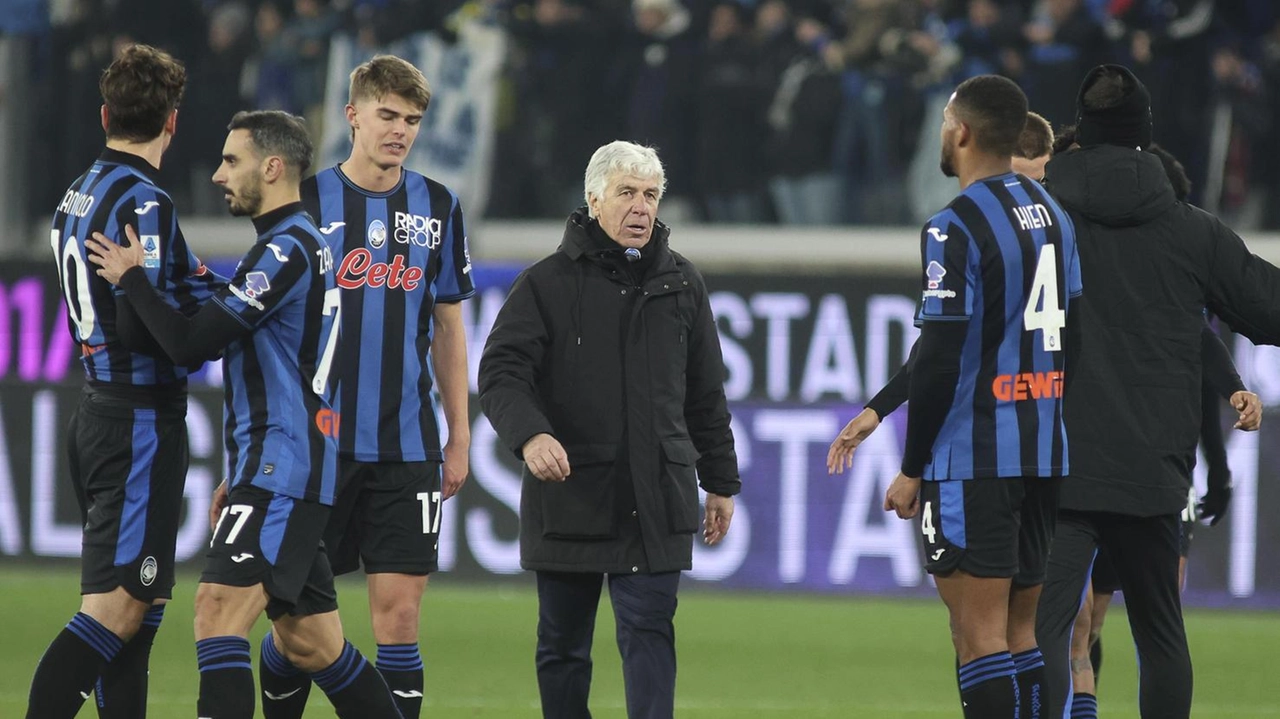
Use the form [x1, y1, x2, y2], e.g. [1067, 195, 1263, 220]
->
[10, 0, 1280, 227]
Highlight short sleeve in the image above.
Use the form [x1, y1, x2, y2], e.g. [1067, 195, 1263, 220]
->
[433, 195, 476, 301]
[212, 237, 309, 329]
[916, 217, 976, 323]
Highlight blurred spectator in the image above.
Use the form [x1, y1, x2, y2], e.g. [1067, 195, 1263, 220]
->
[950, 0, 1024, 79]
[286, 0, 340, 122]
[1114, 0, 1216, 204]
[1021, 0, 1106, 127]
[1259, 20, 1280, 228]
[826, 0, 937, 223]
[695, 1, 769, 223]
[763, 2, 842, 225]
[1206, 42, 1270, 225]
[489, 0, 623, 217]
[610, 0, 700, 219]
[185, 1, 254, 214]
[243, 2, 298, 113]
[14, 0, 1280, 226]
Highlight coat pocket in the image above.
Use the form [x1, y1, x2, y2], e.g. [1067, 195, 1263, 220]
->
[541, 443, 618, 539]
[660, 438, 700, 534]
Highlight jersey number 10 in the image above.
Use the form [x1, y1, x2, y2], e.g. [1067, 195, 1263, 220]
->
[1024, 245, 1065, 352]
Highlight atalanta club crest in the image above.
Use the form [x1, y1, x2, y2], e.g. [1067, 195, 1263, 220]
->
[368, 219, 387, 249]
[140, 556, 158, 586]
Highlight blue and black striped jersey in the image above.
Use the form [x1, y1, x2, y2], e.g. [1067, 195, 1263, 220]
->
[916, 172, 1081, 480]
[51, 149, 222, 385]
[301, 165, 475, 463]
[214, 206, 341, 504]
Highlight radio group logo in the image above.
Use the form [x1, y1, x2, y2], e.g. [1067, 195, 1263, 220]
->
[394, 212, 443, 249]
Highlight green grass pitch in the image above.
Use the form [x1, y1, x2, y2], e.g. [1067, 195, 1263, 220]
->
[2, 567, 1278, 717]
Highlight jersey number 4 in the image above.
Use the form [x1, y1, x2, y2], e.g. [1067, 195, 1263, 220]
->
[1024, 245, 1065, 352]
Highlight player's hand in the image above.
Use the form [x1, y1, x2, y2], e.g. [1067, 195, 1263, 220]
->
[522, 433, 570, 482]
[703, 493, 735, 546]
[884, 472, 922, 519]
[86, 225, 145, 285]
[1230, 390, 1261, 431]
[827, 408, 881, 474]
[209, 479, 229, 532]
[1198, 478, 1233, 527]
[441, 440, 470, 500]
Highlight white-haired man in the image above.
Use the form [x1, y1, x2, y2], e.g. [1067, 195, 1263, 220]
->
[479, 140, 740, 719]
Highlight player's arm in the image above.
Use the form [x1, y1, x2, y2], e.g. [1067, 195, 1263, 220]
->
[900, 322, 967, 478]
[433, 197, 477, 497]
[828, 340, 916, 474]
[900, 218, 974, 479]
[868, 340, 917, 419]
[111, 266, 245, 365]
[432, 301, 470, 499]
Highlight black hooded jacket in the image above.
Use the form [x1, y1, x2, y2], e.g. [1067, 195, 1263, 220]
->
[478, 209, 739, 573]
[1047, 144, 1280, 515]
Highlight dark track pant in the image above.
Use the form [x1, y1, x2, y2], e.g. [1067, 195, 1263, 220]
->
[1036, 510, 1192, 719]
[535, 570, 680, 719]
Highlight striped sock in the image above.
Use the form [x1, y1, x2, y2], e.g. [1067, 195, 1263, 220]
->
[68, 613, 125, 662]
[313, 641, 402, 719]
[95, 605, 166, 719]
[1012, 647, 1047, 719]
[259, 631, 310, 719]
[377, 643, 425, 719]
[196, 636, 254, 719]
[958, 651, 1017, 719]
[25, 613, 123, 718]
[1070, 692, 1099, 719]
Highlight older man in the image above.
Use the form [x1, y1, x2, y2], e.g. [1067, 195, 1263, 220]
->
[479, 140, 739, 719]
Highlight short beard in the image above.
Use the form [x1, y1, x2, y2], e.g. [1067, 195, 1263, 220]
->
[939, 145, 957, 179]
[226, 183, 263, 218]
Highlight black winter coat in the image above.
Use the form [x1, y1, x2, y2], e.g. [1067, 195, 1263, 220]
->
[1047, 145, 1280, 516]
[478, 211, 740, 573]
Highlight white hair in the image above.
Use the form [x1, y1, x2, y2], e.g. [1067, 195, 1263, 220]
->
[583, 141, 667, 217]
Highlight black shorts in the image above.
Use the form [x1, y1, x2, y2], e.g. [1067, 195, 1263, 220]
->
[70, 392, 188, 601]
[326, 460, 442, 576]
[201, 484, 338, 620]
[919, 476, 1061, 586]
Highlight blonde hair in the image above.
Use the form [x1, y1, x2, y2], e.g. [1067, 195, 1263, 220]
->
[348, 55, 431, 111]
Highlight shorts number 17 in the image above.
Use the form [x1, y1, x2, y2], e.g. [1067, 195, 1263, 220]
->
[417, 491, 443, 535]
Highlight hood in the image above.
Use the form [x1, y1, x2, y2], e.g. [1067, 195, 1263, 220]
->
[1044, 144, 1176, 228]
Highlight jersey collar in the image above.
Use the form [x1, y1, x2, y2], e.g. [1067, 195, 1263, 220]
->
[252, 202, 306, 237]
[99, 148, 162, 183]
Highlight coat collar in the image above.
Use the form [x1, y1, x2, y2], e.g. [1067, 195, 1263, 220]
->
[559, 207, 675, 272]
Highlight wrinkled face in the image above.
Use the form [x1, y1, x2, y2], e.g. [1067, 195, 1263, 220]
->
[939, 97, 961, 179]
[1012, 153, 1050, 181]
[212, 129, 265, 217]
[589, 173, 661, 249]
[348, 92, 423, 170]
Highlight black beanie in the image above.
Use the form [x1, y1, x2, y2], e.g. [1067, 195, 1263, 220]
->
[1075, 64, 1153, 150]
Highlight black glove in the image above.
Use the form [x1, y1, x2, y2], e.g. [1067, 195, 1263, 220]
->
[1197, 469, 1233, 526]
